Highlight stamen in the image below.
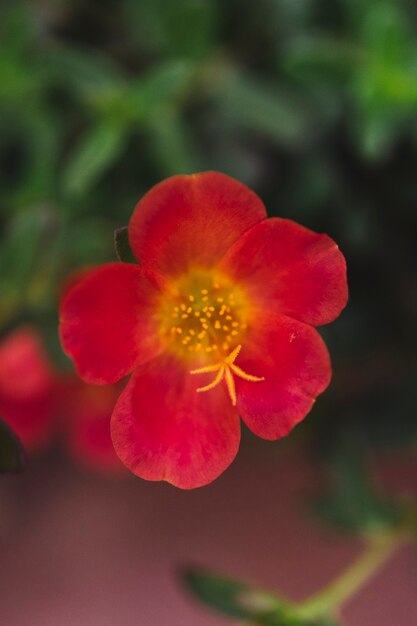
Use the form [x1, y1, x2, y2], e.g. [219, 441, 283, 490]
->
[191, 363, 221, 375]
[230, 364, 264, 382]
[196, 366, 225, 393]
[224, 367, 237, 405]
[190, 345, 264, 406]
[226, 344, 241, 363]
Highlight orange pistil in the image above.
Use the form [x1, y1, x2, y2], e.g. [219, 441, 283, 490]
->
[190, 345, 264, 406]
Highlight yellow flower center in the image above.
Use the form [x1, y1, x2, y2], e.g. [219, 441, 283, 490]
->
[158, 270, 264, 404]
[160, 270, 249, 356]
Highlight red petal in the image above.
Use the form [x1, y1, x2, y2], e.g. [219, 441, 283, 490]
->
[59, 263, 166, 384]
[62, 377, 125, 473]
[129, 172, 266, 276]
[220, 218, 348, 326]
[235, 311, 331, 440]
[0, 327, 57, 451]
[111, 355, 240, 489]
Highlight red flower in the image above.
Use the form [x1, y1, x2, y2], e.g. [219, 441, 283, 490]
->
[60, 172, 348, 489]
[0, 327, 57, 451]
[0, 327, 123, 472]
[61, 378, 125, 473]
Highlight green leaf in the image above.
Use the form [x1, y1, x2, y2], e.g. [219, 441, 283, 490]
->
[182, 567, 295, 624]
[314, 445, 401, 533]
[353, 110, 398, 160]
[138, 60, 196, 109]
[41, 46, 124, 99]
[285, 36, 357, 86]
[62, 123, 126, 198]
[0, 419, 25, 473]
[0, 3, 34, 58]
[183, 567, 257, 619]
[114, 227, 136, 263]
[125, 0, 216, 59]
[147, 108, 202, 175]
[0, 207, 49, 294]
[215, 71, 312, 148]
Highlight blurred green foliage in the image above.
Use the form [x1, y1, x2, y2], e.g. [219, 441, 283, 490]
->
[1, 0, 417, 450]
[313, 444, 403, 533]
[182, 567, 339, 625]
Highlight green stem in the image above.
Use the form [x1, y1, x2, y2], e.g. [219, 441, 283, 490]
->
[296, 533, 402, 620]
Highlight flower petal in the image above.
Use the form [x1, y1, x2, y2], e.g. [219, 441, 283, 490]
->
[111, 355, 240, 489]
[59, 263, 166, 384]
[235, 311, 331, 440]
[220, 218, 348, 326]
[129, 172, 266, 276]
[0, 327, 57, 451]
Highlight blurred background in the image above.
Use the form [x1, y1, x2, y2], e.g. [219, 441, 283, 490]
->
[0, 0, 417, 624]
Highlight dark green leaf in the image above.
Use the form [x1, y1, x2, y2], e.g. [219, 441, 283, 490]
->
[114, 227, 136, 263]
[0, 207, 49, 324]
[182, 567, 289, 621]
[125, 0, 216, 59]
[0, 419, 25, 473]
[147, 108, 202, 175]
[41, 46, 124, 98]
[215, 71, 312, 148]
[285, 36, 357, 85]
[314, 445, 402, 533]
[62, 124, 126, 198]
[182, 567, 256, 619]
[0, 4, 34, 58]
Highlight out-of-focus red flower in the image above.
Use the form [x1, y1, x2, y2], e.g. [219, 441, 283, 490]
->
[0, 327, 57, 451]
[60, 171, 348, 489]
[0, 326, 123, 472]
[60, 378, 125, 473]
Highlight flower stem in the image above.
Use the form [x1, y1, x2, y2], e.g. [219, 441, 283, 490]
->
[296, 533, 402, 620]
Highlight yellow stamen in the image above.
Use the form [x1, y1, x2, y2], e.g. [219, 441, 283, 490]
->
[224, 367, 236, 405]
[190, 345, 264, 406]
[230, 363, 264, 382]
[195, 366, 225, 393]
[190, 363, 221, 375]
